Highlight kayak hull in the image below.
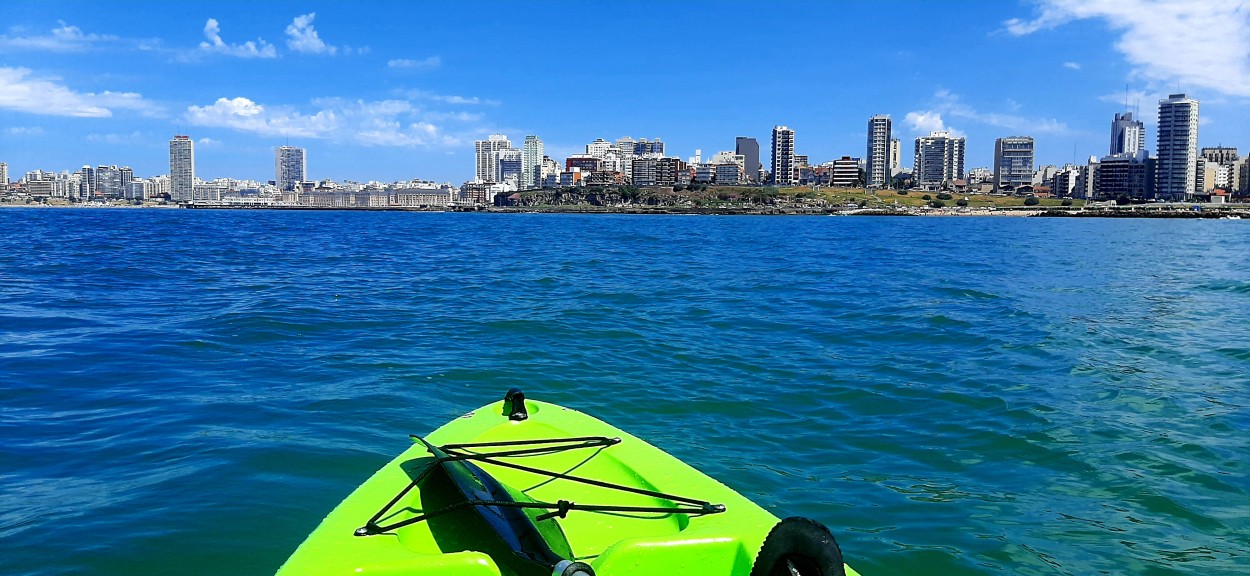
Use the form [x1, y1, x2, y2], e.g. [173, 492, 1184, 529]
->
[277, 396, 857, 576]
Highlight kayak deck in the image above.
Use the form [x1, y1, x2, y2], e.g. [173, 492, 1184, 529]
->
[277, 395, 858, 576]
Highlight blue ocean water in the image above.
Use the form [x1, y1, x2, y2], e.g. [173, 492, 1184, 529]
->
[1, 208, 1247, 575]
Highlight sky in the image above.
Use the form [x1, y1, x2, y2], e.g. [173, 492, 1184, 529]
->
[3, 0, 1250, 184]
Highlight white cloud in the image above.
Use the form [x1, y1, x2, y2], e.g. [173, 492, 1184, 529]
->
[85, 131, 145, 145]
[185, 97, 335, 137]
[422, 110, 485, 122]
[285, 13, 336, 55]
[1005, 0, 1250, 97]
[0, 21, 119, 52]
[183, 95, 468, 148]
[904, 111, 955, 135]
[197, 137, 222, 147]
[8, 126, 44, 135]
[1097, 88, 1158, 108]
[0, 66, 160, 118]
[926, 88, 1069, 134]
[199, 18, 277, 58]
[404, 89, 499, 106]
[388, 56, 440, 70]
[1063, 61, 1081, 70]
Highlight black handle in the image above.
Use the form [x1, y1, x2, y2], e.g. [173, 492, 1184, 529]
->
[504, 388, 528, 421]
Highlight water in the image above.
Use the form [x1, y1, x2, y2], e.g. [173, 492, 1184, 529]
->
[1, 208, 1247, 575]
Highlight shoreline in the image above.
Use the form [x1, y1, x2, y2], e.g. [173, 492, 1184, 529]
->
[3, 202, 1247, 218]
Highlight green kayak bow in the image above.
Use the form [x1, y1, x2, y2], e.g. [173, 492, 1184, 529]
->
[277, 389, 859, 576]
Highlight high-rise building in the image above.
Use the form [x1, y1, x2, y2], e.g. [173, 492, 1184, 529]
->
[79, 165, 95, 199]
[993, 136, 1034, 192]
[735, 137, 761, 183]
[96, 165, 124, 198]
[866, 115, 892, 188]
[1094, 151, 1151, 200]
[0, 162, 8, 187]
[475, 135, 511, 182]
[495, 148, 523, 183]
[913, 131, 966, 189]
[771, 126, 795, 186]
[275, 145, 306, 191]
[169, 135, 195, 201]
[1050, 165, 1080, 198]
[1110, 112, 1145, 156]
[1156, 93, 1199, 201]
[1199, 147, 1239, 193]
[522, 135, 544, 190]
[889, 138, 901, 177]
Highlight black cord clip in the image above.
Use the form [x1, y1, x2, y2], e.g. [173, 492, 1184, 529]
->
[537, 499, 574, 521]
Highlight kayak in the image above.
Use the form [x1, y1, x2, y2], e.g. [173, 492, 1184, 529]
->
[277, 389, 858, 576]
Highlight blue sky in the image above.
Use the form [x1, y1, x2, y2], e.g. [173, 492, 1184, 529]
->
[3, 0, 1250, 184]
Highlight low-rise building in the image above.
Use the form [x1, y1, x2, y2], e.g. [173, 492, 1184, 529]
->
[831, 156, 860, 188]
[714, 163, 742, 185]
[393, 186, 453, 207]
[631, 157, 687, 187]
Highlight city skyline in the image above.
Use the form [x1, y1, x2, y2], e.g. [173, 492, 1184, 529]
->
[4, 1, 1250, 183]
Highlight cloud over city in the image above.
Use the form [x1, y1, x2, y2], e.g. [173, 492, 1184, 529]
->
[1006, 0, 1250, 97]
[904, 111, 960, 137]
[0, 66, 161, 118]
[904, 88, 1066, 138]
[183, 95, 472, 147]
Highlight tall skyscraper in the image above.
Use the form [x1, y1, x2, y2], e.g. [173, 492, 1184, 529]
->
[735, 137, 761, 182]
[1110, 112, 1145, 156]
[993, 136, 1035, 192]
[866, 115, 892, 188]
[914, 131, 966, 188]
[169, 135, 195, 201]
[79, 165, 95, 199]
[889, 138, 901, 177]
[1156, 93, 1199, 201]
[771, 126, 795, 186]
[475, 134, 511, 182]
[0, 162, 8, 187]
[522, 135, 543, 190]
[275, 145, 306, 191]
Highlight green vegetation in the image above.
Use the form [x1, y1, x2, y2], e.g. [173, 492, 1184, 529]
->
[497, 184, 1086, 212]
